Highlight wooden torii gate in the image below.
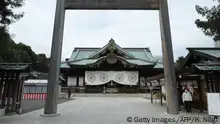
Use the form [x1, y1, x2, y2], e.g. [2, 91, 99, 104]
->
[42, 0, 179, 116]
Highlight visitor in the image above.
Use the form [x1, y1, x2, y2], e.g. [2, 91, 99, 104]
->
[68, 87, 72, 98]
[182, 88, 192, 113]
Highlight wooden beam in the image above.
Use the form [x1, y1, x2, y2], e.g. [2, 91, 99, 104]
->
[177, 75, 201, 81]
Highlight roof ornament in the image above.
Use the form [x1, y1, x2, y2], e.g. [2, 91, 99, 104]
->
[109, 38, 115, 43]
[108, 38, 116, 53]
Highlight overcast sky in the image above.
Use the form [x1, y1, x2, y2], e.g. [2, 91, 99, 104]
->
[9, 0, 216, 61]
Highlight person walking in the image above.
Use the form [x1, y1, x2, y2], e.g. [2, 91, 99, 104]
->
[182, 88, 192, 113]
[68, 87, 72, 99]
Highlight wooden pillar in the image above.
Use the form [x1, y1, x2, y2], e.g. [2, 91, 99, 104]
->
[214, 74, 220, 92]
[150, 82, 153, 103]
[138, 73, 141, 93]
[158, 80, 163, 106]
[209, 74, 214, 92]
[213, 74, 219, 92]
[76, 75, 79, 87]
[159, 0, 179, 115]
[197, 78, 203, 112]
[0, 71, 4, 104]
[205, 74, 210, 92]
[65, 74, 68, 87]
[177, 78, 181, 111]
[43, 0, 65, 115]
[7, 73, 14, 111]
[145, 76, 148, 93]
[12, 73, 19, 111]
[83, 76, 86, 93]
[16, 77, 24, 109]
[2, 72, 9, 108]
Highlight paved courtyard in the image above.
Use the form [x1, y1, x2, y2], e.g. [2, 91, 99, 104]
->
[21, 98, 71, 114]
[0, 97, 219, 124]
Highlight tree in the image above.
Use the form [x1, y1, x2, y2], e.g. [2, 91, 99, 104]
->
[195, 0, 220, 41]
[0, 0, 25, 54]
[0, 39, 50, 72]
[176, 56, 185, 68]
[0, 0, 24, 27]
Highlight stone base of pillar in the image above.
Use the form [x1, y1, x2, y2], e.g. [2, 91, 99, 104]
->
[40, 113, 60, 117]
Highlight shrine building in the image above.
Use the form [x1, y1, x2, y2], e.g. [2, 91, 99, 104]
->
[60, 39, 163, 93]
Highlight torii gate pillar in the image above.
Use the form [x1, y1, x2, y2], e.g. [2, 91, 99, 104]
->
[159, 0, 179, 115]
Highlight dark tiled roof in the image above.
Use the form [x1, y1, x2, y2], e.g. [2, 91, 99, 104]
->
[194, 64, 220, 71]
[0, 63, 31, 72]
[187, 47, 220, 59]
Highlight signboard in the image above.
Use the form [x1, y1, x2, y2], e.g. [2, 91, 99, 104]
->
[65, 0, 159, 10]
[207, 93, 220, 116]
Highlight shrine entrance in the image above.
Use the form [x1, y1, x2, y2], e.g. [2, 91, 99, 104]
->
[43, 0, 179, 116]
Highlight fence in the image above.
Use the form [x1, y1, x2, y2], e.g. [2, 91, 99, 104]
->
[23, 82, 47, 100]
[23, 93, 46, 100]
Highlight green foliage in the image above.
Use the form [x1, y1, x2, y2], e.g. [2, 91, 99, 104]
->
[0, 0, 24, 26]
[0, 1, 49, 72]
[176, 56, 185, 68]
[0, 39, 49, 72]
[195, 0, 220, 41]
[0, 0, 25, 64]
[0, 27, 10, 57]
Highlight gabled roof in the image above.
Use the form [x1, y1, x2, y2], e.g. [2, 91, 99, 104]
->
[193, 62, 220, 71]
[187, 47, 220, 59]
[68, 42, 156, 62]
[61, 39, 162, 68]
[194, 65, 220, 71]
[89, 38, 135, 59]
[183, 47, 220, 67]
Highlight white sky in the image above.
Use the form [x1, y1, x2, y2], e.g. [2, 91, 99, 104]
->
[9, 0, 216, 61]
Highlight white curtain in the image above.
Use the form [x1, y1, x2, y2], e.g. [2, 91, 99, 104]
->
[68, 76, 77, 86]
[85, 71, 138, 86]
[140, 77, 146, 86]
[78, 77, 84, 86]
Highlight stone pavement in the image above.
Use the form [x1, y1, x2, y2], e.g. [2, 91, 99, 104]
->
[0, 97, 219, 124]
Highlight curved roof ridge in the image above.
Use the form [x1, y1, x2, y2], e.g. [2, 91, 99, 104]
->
[88, 38, 135, 59]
